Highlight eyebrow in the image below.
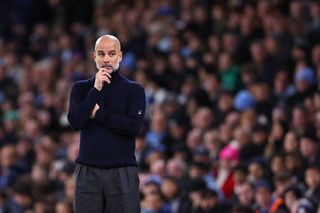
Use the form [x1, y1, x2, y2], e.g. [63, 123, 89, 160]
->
[96, 50, 117, 54]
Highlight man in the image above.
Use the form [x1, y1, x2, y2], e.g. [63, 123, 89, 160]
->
[67, 35, 146, 213]
[235, 181, 254, 209]
[254, 180, 283, 213]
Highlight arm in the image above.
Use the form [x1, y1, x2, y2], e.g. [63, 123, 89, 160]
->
[94, 84, 146, 137]
[67, 82, 100, 131]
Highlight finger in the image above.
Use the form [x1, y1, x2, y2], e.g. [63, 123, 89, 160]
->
[105, 73, 112, 78]
[99, 69, 106, 74]
[105, 69, 113, 74]
[100, 72, 108, 77]
[101, 76, 111, 84]
[98, 72, 109, 78]
[99, 68, 108, 73]
[104, 79, 111, 84]
[101, 67, 112, 72]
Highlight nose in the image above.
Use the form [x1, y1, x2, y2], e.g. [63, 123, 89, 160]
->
[102, 54, 110, 63]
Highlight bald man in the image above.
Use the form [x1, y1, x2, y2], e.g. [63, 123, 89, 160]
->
[68, 35, 146, 213]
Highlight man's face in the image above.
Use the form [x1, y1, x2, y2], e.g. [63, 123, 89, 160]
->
[305, 168, 320, 188]
[300, 139, 316, 157]
[238, 183, 254, 206]
[255, 187, 272, 207]
[94, 38, 122, 72]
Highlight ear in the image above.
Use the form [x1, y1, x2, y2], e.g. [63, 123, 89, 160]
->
[119, 51, 123, 62]
[93, 51, 96, 61]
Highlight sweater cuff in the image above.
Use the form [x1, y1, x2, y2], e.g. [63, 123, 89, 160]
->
[85, 87, 100, 107]
[88, 87, 100, 98]
[94, 108, 107, 123]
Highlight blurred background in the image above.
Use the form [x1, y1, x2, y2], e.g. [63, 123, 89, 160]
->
[0, 0, 320, 212]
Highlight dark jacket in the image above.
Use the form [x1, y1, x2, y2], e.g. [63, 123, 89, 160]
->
[68, 70, 146, 168]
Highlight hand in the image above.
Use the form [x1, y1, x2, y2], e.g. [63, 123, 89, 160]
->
[90, 104, 100, 119]
[94, 68, 112, 91]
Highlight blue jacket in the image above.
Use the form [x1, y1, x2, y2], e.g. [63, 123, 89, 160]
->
[68, 70, 146, 168]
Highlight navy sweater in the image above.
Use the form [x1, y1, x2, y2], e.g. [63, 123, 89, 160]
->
[67, 70, 146, 168]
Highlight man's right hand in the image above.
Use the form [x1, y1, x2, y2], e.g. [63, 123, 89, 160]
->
[94, 68, 112, 91]
[90, 103, 100, 119]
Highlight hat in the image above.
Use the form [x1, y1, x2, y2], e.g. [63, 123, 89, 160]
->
[189, 161, 210, 171]
[201, 189, 218, 198]
[144, 175, 162, 186]
[193, 146, 209, 157]
[295, 67, 315, 84]
[219, 145, 239, 161]
[254, 179, 272, 192]
[248, 156, 267, 167]
[234, 90, 256, 111]
[188, 179, 207, 192]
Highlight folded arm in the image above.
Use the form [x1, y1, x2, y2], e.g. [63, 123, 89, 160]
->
[67, 83, 100, 130]
[94, 84, 146, 137]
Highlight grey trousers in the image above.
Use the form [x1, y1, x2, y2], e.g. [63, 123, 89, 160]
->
[74, 164, 140, 213]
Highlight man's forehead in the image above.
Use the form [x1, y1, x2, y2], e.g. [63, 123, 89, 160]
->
[96, 48, 117, 52]
[95, 36, 121, 51]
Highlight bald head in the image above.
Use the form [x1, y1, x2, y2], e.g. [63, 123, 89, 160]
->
[95, 35, 121, 52]
[93, 35, 123, 71]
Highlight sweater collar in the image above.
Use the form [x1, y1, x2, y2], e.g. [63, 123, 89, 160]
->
[110, 69, 121, 81]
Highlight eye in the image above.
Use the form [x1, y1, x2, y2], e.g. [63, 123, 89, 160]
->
[109, 52, 116, 57]
[98, 52, 105, 56]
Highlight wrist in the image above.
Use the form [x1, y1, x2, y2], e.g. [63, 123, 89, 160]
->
[94, 84, 102, 91]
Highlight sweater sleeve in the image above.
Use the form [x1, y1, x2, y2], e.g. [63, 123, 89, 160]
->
[94, 84, 146, 137]
[67, 82, 100, 131]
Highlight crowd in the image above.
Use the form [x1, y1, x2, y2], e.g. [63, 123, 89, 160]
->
[1, 0, 320, 212]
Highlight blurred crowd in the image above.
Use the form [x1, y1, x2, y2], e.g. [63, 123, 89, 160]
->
[1, 0, 320, 212]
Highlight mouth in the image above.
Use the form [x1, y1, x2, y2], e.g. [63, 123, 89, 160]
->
[102, 64, 112, 69]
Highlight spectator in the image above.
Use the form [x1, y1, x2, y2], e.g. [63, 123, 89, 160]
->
[194, 189, 230, 213]
[0, 145, 21, 189]
[166, 158, 187, 181]
[248, 157, 268, 183]
[214, 143, 239, 199]
[232, 204, 254, 213]
[1, 0, 320, 212]
[283, 186, 302, 213]
[235, 181, 255, 209]
[285, 152, 305, 182]
[146, 110, 168, 153]
[160, 177, 181, 213]
[178, 179, 206, 213]
[141, 190, 170, 213]
[218, 52, 242, 92]
[300, 128, 320, 167]
[55, 200, 73, 213]
[203, 130, 222, 162]
[304, 165, 320, 205]
[283, 131, 299, 154]
[254, 179, 283, 213]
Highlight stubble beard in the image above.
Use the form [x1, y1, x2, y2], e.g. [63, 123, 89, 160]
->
[96, 63, 119, 72]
